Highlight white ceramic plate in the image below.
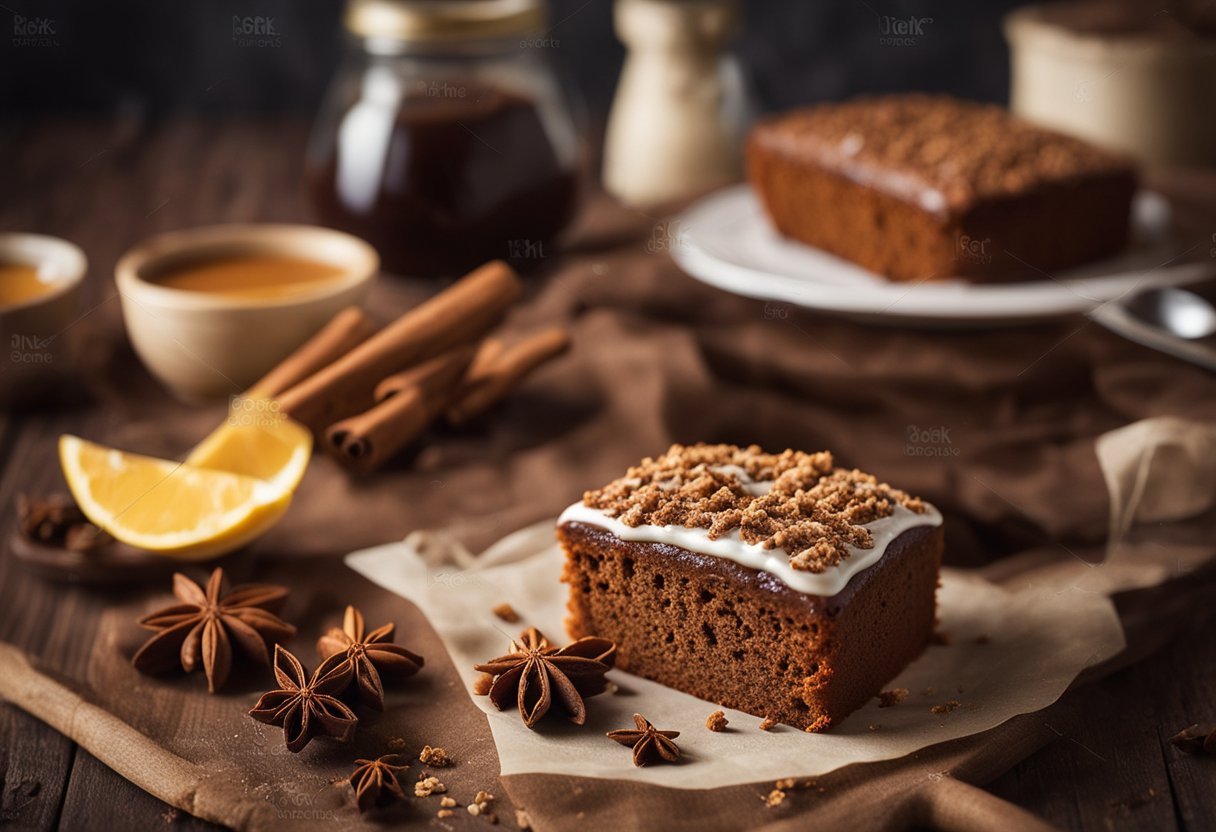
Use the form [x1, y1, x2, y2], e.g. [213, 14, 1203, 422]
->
[671, 185, 1212, 326]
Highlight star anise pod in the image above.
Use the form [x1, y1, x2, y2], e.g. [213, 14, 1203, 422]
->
[349, 753, 410, 812]
[607, 713, 681, 766]
[472, 627, 616, 729]
[248, 645, 358, 752]
[1170, 723, 1216, 755]
[17, 493, 110, 553]
[132, 568, 297, 693]
[316, 605, 424, 710]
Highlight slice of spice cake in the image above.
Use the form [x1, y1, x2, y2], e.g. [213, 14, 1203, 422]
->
[558, 444, 943, 732]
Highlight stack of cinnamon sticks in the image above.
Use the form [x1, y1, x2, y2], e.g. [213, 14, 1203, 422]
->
[249, 261, 569, 474]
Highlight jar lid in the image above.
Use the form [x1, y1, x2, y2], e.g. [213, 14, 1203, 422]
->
[345, 0, 545, 42]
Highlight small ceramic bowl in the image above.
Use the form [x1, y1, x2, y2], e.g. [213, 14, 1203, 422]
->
[116, 224, 378, 401]
[0, 233, 88, 408]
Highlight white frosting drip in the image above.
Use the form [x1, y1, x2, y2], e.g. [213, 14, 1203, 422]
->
[558, 500, 942, 597]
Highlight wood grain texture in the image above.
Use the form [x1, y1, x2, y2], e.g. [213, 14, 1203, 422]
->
[989, 615, 1216, 831]
[0, 119, 1214, 831]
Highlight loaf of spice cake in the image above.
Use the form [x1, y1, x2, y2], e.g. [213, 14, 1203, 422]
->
[558, 444, 943, 732]
[746, 95, 1137, 282]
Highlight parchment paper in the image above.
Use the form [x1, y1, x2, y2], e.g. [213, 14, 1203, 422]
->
[346, 521, 1126, 790]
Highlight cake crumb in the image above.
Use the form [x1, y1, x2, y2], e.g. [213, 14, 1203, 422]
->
[473, 672, 494, 696]
[759, 716, 778, 731]
[706, 710, 729, 732]
[468, 791, 495, 817]
[515, 808, 532, 829]
[764, 789, 786, 808]
[440, 797, 457, 808]
[878, 688, 909, 707]
[492, 602, 520, 623]
[604, 681, 620, 695]
[931, 700, 961, 715]
[580, 444, 927, 574]
[420, 745, 451, 767]
[921, 687, 937, 697]
[386, 736, 407, 752]
[415, 776, 447, 797]
[438, 809, 454, 819]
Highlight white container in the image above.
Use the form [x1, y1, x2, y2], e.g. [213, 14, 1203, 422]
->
[1005, 2, 1216, 168]
[603, 0, 750, 207]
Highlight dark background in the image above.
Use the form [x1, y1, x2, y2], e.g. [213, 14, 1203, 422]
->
[0, 0, 1024, 122]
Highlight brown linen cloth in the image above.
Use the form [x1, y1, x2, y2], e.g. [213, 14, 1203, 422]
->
[78, 189, 1216, 831]
[248, 192, 1216, 567]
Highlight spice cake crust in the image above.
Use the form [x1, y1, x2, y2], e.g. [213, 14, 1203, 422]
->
[560, 444, 944, 731]
[560, 520, 943, 731]
[746, 94, 1137, 282]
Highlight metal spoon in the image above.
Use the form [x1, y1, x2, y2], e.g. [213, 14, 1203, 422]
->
[1090, 286, 1216, 371]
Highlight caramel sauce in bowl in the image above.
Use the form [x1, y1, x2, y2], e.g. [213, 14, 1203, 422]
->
[116, 225, 379, 401]
[0, 233, 88, 408]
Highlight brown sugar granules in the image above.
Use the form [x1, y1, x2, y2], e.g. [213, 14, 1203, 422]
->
[931, 700, 961, 715]
[580, 444, 926, 573]
[878, 688, 909, 707]
[419, 745, 451, 767]
[706, 710, 729, 732]
[492, 603, 520, 624]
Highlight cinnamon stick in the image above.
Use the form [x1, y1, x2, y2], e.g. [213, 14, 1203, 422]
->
[277, 261, 522, 430]
[325, 345, 477, 474]
[444, 327, 571, 425]
[0, 640, 278, 830]
[246, 306, 376, 398]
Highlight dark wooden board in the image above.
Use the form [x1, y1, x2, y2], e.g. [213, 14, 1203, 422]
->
[1, 118, 1214, 831]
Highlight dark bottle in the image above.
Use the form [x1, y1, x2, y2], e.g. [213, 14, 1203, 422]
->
[308, 0, 584, 277]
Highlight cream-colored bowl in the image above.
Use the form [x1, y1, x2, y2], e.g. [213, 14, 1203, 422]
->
[1006, 3, 1216, 168]
[0, 233, 87, 408]
[116, 224, 378, 401]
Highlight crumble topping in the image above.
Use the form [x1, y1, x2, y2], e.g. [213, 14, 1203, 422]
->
[581, 444, 926, 573]
[415, 776, 447, 797]
[419, 745, 451, 767]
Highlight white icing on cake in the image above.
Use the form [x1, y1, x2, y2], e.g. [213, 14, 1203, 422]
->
[558, 500, 942, 598]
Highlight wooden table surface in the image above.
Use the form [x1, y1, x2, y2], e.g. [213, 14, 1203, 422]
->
[1, 119, 1214, 832]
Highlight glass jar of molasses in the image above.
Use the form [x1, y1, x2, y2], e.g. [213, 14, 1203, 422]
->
[308, 0, 584, 277]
